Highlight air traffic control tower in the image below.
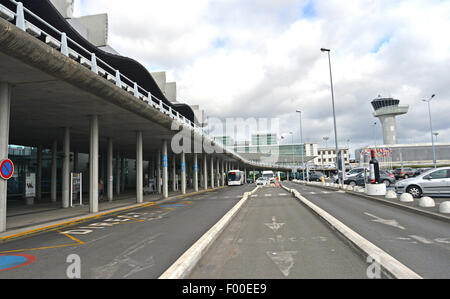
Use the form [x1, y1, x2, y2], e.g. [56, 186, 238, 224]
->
[371, 97, 409, 145]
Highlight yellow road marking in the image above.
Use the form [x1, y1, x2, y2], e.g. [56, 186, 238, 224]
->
[0, 231, 84, 254]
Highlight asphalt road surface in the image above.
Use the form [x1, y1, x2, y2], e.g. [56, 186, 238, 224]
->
[282, 181, 450, 279]
[0, 185, 254, 279]
[189, 186, 369, 279]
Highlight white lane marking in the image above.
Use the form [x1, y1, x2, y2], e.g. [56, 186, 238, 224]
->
[435, 237, 450, 244]
[266, 251, 297, 277]
[364, 212, 406, 230]
[409, 235, 433, 244]
[264, 216, 285, 233]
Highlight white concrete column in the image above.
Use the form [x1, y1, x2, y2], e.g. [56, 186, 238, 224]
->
[203, 154, 208, 190]
[181, 152, 186, 195]
[62, 127, 71, 209]
[107, 138, 113, 201]
[89, 115, 99, 213]
[51, 140, 57, 202]
[157, 150, 161, 194]
[162, 140, 169, 198]
[115, 151, 121, 195]
[136, 131, 143, 203]
[0, 83, 11, 232]
[221, 160, 225, 186]
[211, 156, 215, 189]
[216, 158, 219, 187]
[194, 153, 199, 192]
[172, 155, 176, 191]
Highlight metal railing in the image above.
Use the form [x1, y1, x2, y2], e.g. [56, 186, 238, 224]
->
[0, 1, 291, 171]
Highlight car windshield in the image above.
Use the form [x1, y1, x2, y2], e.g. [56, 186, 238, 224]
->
[348, 169, 362, 175]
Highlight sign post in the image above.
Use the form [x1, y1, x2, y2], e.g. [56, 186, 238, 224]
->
[25, 172, 36, 206]
[0, 159, 14, 181]
[70, 173, 82, 207]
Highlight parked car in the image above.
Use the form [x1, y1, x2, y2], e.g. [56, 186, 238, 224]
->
[395, 167, 450, 198]
[334, 167, 369, 183]
[393, 168, 416, 179]
[345, 170, 396, 187]
[309, 171, 325, 182]
[298, 171, 325, 182]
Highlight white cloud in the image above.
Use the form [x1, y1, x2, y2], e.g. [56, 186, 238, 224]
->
[77, 0, 450, 154]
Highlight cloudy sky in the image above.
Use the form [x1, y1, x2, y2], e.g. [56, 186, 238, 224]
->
[75, 0, 450, 157]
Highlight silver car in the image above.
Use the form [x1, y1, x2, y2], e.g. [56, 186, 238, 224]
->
[395, 167, 450, 198]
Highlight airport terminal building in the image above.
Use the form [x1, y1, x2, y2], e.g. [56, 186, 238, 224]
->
[355, 143, 450, 168]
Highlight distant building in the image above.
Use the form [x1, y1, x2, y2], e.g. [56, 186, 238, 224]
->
[251, 133, 278, 146]
[317, 148, 350, 167]
[213, 136, 235, 147]
[355, 143, 450, 167]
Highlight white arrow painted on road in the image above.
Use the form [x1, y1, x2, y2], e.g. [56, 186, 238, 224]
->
[364, 212, 406, 230]
[266, 251, 297, 277]
[264, 217, 285, 233]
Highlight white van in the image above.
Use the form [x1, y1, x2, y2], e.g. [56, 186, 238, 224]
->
[262, 171, 276, 183]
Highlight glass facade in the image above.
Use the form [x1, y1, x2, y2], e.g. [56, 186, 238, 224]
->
[7, 145, 59, 197]
[251, 134, 278, 146]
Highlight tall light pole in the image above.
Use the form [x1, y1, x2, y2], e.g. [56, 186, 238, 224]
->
[296, 110, 305, 180]
[323, 136, 329, 171]
[422, 94, 436, 168]
[321, 48, 341, 184]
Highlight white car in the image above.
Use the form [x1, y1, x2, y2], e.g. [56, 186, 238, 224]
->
[395, 167, 450, 198]
[256, 177, 269, 186]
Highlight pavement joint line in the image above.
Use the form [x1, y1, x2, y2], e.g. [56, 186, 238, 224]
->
[292, 181, 450, 223]
[280, 184, 422, 279]
[0, 187, 228, 243]
[159, 186, 261, 279]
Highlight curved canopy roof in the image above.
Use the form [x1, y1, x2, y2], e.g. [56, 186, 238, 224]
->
[1, 0, 195, 123]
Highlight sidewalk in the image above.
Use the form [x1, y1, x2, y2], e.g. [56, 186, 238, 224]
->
[1, 187, 224, 241]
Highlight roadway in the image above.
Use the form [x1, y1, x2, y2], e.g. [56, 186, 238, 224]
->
[0, 185, 254, 278]
[188, 185, 368, 279]
[282, 181, 450, 279]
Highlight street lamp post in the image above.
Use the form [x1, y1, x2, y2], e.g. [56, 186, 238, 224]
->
[321, 48, 341, 184]
[422, 94, 436, 168]
[296, 110, 305, 181]
[323, 136, 329, 172]
[289, 131, 294, 180]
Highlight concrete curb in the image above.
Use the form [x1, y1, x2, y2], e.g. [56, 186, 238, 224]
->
[292, 181, 450, 223]
[159, 186, 261, 279]
[0, 187, 227, 243]
[282, 185, 422, 279]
